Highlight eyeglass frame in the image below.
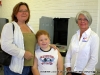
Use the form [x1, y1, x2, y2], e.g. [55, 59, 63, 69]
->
[78, 18, 88, 22]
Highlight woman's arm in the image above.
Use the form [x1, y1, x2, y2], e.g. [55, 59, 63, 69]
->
[64, 43, 72, 75]
[32, 56, 40, 75]
[83, 34, 99, 74]
[57, 50, 63, 75]
[1, 23, 25, 58]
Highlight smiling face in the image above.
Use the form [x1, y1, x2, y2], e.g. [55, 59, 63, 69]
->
[16, 5, 29, 23]
[37, 34, 50, 50]
[77, 14, 89, 31]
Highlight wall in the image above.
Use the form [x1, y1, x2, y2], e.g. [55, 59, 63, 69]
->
[98, 0, 100, 36]
[0, 0, 98, 32]
[0, 5, 2, 17]
[96, 1, 100, 74]
[0, 0, 100, 73]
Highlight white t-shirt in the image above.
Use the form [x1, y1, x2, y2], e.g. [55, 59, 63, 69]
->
[35, 48, 58, 75]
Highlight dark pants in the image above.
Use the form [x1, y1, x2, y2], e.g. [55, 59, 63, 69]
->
[28, 70, 33, 75]
[3, 66, 31, 75]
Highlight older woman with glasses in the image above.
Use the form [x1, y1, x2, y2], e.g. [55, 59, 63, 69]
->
[65, 11, 99, 75]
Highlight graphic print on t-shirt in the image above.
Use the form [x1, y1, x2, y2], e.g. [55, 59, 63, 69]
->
[40, 55, 54, 65]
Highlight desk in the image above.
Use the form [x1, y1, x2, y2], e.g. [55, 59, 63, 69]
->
[56, 45, 67, 57]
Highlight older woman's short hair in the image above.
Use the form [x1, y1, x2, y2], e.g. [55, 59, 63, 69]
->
[75, 10, 92, 26]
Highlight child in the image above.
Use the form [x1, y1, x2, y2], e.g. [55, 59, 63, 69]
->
[32, 30, 63, 75]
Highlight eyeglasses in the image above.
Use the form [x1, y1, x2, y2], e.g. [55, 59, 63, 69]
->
[18, 10, 29, 13]
[78, 18, 88, 22]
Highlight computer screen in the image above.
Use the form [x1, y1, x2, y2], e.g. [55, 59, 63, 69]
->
[53, 18, 69, 46]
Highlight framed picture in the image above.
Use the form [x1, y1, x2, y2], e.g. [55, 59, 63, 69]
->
[0, 0, 1, 6]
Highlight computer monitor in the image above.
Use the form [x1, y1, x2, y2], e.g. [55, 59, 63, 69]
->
[53, 18, 69, 46]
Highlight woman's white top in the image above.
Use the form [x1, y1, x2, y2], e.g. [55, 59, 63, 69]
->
[65, 28, 99, 75]
[1, 21, 35, 74]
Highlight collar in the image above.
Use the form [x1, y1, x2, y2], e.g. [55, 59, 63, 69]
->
[77, 27, 91, 37]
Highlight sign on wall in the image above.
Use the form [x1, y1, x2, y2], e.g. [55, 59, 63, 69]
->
[0, 0, 1, 6]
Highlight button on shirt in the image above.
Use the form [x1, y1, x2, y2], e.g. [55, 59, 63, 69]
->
[65, 28, 99, 75]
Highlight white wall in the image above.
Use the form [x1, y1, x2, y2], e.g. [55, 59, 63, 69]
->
[0, 0, 98, 32]
[96, 0, 100, 74]
[0, 0, 100, 73]
[0, 5, 2, 17]
[98, 0, 100, 36]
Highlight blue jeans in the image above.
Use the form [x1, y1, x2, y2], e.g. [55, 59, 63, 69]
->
[3, 66, 31, 75]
